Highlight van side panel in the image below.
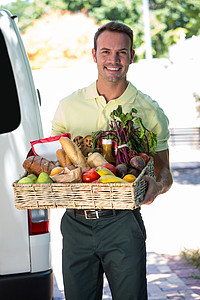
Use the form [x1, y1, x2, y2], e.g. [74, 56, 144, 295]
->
[29, 233, 51, 273]
[0, 10, 44, 275]
[0, 133, 31, 275]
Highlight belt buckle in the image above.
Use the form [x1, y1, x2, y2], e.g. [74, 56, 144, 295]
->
[84, 210, 99, 219]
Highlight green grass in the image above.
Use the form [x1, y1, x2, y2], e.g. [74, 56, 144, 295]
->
[180, 248, 200, 270]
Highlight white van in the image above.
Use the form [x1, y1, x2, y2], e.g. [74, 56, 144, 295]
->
[0, 9, 53, 300]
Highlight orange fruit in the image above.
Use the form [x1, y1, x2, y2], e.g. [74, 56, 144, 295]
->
[122, 174, 136, 182]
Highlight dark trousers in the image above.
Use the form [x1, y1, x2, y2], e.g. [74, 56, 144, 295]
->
[61, 209, 147, 300]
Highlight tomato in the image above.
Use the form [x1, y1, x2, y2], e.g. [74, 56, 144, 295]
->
[101, 163, 116, 175]
[82, 168, 91, 174]
[82, 168, 100, 183]
[138, 153, 149, 164]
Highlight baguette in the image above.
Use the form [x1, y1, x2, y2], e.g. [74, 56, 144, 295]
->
[59, 137, 89, 171]
[23, 156, 56, 176]
[56, 149, 72, 168]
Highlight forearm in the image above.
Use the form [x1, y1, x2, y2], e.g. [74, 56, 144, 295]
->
[155, 165, 173, 195]
[141, 149, 173, 205]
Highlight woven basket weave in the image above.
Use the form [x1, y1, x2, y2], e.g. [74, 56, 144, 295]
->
[12, 157, 154, 210]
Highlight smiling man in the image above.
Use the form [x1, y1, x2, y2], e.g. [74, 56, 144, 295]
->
[52, 21, 173, 300]
[92, 29, 134, 98]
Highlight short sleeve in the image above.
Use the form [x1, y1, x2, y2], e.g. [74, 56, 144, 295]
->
[150, 106, 170, 152]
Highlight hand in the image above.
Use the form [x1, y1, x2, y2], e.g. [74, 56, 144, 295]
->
[140, 149, 173, 206]
[140, 175, 163, 206]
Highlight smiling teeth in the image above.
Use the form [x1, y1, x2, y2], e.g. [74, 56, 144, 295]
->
[107, 67, 119, 71]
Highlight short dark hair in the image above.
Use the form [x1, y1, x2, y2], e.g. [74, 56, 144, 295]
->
[94, 21, 133, 53]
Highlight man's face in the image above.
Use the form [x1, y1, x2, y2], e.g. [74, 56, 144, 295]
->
[92, 30, 135, 84]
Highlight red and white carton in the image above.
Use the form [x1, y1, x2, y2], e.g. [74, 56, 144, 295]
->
[30, 133, 71, 161]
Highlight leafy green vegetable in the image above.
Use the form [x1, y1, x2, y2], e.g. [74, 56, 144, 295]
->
[92, 105, 157, 165]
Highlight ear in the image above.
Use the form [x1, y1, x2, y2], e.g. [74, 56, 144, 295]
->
[92, 48, 97, 63]
[130, 50, 135, 64]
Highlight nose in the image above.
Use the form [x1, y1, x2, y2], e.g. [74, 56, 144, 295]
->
[109, 52, 120, 64]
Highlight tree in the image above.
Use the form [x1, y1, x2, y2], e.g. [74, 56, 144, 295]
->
[150, 0, 200, 57]
[1, 0, 67, 32]
[2, 0, 200, 58]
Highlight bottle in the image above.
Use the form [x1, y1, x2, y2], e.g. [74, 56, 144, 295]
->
[102, 139, 116, 165]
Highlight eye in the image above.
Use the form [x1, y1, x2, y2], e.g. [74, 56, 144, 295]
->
[119, 50, 127, 55]
[101, 50, 109, 54]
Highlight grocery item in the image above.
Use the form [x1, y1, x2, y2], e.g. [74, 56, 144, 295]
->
[30, 133, 71, 161]
[18, 177, 34, 184]
[50, 167, 64, 176]
[130, 156, 146, 171]
[92, 105, 157, 166]
[87, 152, 108, 168]
[128, 167, 140, 177]
[23, 156, 56, 176]
[73, 136, 84, 148]
[123, 174, 136, 183]
[138, 153, 149, 163]
[82, 168, 100, 183]
[56, 149, 72, 168]
[102, 139, 115, 164]
[99, 175, 127, 183]
[51, 167, 82, 183]
[116, 163, 128, 178]
[59, 137, 89, 171]
[27, 174, 37, 183]
[101, 163, 116, 175]
[82, 135, 93, 156]
[36, 172, 53, 183]
[95, 166, 115, 176]
[73, 135, 93, 157]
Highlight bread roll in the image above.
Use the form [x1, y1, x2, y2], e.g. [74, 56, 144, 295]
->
[50, 167, 64, 176]
[56, 149, 72, 168]
[59, 137, 89, 171]
[51, 167, 82, 183]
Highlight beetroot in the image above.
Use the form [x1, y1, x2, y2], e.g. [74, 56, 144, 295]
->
[130, 156, 145, 171]
[116, 163, 128, 178]
[128, 167, 140, 177]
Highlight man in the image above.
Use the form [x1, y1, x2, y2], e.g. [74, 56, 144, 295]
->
[52, 21, 173, 300]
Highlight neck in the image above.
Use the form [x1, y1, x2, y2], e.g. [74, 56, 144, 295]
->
[96, 78, 129, 102]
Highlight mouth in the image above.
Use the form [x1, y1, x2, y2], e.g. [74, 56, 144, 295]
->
[104, 66, 121, 72]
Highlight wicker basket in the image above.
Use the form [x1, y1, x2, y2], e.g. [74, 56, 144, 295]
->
[12, 157, 154, 210]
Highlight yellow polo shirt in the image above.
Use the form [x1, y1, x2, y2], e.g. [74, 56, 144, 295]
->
[51, 81, 169, 152]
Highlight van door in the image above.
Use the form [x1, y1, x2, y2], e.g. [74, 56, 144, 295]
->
[0, 9, 43, 275]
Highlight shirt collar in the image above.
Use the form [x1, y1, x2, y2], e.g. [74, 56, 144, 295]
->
[85, 81, 138, 104]
[114, 82, 138, 104]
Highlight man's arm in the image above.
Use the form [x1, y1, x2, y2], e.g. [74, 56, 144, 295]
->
[141, 149, 173, 205]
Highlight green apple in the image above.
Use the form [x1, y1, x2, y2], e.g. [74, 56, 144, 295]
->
[36, 172, 53, 184]
[18, 177, 33, 184]
[27, 174, 37, 183]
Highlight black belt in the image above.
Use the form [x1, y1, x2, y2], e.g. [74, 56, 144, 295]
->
[67, 209, 122, 219]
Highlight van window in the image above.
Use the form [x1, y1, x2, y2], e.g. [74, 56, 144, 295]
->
[0, 29, 21, 134]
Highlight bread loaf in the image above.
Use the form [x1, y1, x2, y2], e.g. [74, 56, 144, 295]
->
[59, 137, 89, 171]
[87, 152, 108, 168]
[56, 149, 72, 168]
[23, 156, 56, 176]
